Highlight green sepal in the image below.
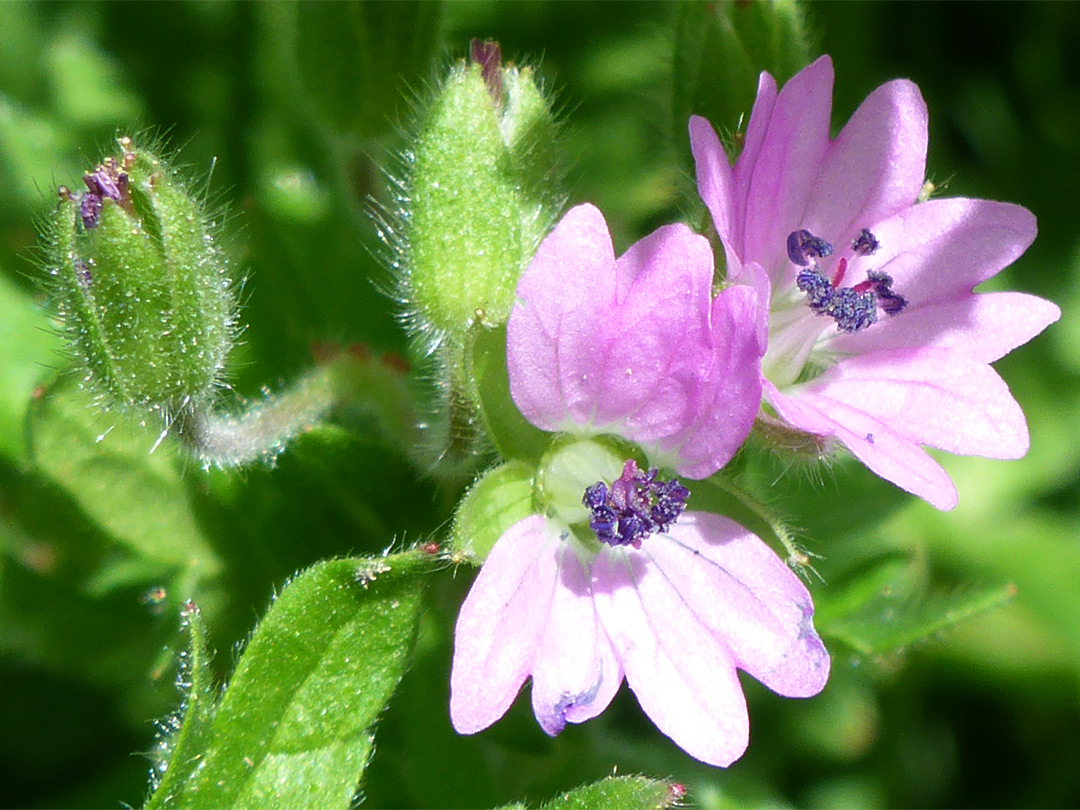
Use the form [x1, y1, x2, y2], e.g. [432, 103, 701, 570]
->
[471, 323, 550, 464]
[407, 64, 518, 338]
[451, 460, 536, 564]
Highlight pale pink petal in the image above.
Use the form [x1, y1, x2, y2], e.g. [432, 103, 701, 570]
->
[662, 284, 763, 478]
[689, 115, 742, 276]
[508, 203, 617, 432]
[829, 291, 1061, 363]
[592, 549, 750, 767]
[531, 541, 623, 735]
[739, 261, 773, 350]
[731, 71, 779, 249]
[590, 224, 716, 440]
[450, 515, 560, 734]
[741, 56, 834, 278]
[808, 348, 1030, 459]
[648, 513, 829, 697]
[803, 79, 928, 247]
[843, 199, 1037, 308]
[765, 381, 958, 510]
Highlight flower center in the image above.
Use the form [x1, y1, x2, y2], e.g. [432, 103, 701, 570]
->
[582, 459, 689, 548]
[787, 228, 907, 334]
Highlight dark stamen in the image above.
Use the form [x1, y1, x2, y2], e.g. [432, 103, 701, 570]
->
[76, 158, 131, 230]
[790, 227, 906, 332]
[852, 228, 880, 256]
[582, 460, 689, 548]
[786, 229, 834, 267]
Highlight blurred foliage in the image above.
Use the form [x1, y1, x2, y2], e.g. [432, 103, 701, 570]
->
[0, 1, 1078, 808]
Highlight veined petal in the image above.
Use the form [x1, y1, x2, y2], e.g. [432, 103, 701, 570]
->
[732, 71, 779, 251]
[845, 198, 1037, 308]
[765, 381, 958, 510]
[808, 348, 1030, 459]
[829, 291, 1061, 363]
[450, 515, 561, 734]
[531, 541, 623, 736]
[592, 547, 750, 767]
[508, 203, 618, 432]
[689, 115, 742, 277]
[652, 513, 829, 697]
[590, 223, 716, 440]
[804, 79, 928, 249]
[660, 284, 763, 478]
[741, 55, 834, 279]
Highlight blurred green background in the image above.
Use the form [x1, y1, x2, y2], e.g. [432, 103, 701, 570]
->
[1, 2, 1078, 808]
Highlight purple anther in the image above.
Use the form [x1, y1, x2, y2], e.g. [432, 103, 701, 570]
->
[77, 159, 130, 230]
[588, 504, 617, 541]
[83, 165, 124, 202]
[793, 232, 906, 330]
[80, 194, 103, 230]
[824, 287, 878, 333]
[865, 270, 907, 316]
[787, 229, 834, 266]
[582, 481, 607, 510]
[469, 38, 503, 105]
[852, 228, 880, 256]
[582, 460, 690, 548]
[796, 267, 833, 311]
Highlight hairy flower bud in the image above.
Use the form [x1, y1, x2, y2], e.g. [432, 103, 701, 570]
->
[394, 42, 561, 346]
[47, 136, 235, 420]
[383, 42, 562, 478]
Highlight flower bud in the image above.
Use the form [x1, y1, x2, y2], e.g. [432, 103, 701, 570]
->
[386, 42, 562, 478]
[46, 136, 235, 419]
[396, 41, 562, 346]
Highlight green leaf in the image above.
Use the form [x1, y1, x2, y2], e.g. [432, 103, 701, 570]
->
[537, 776, 685, 810]
[816, 552, 1016, 656]
[0, 457, 192, 711]
[146, 601, 218, 807]
[0, 93, 77, 211]
[295, 0, 444, 141]
[26, 378, 222, 586]
[147, 551, 436, 810]
[45, 32, 144, 128]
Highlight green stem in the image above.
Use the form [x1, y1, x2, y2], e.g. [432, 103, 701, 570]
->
[177, 350, 418, 468]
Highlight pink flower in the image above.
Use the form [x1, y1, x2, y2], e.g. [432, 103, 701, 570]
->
[507, 202, 763, 480]
[690, 55, 1060, 510]
[450, 204, 829, 767]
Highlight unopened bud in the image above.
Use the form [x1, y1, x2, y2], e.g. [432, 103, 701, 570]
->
[385, 45, 562, 477]
[47, 136, 235, 419]
[396, 44, 562, 345]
